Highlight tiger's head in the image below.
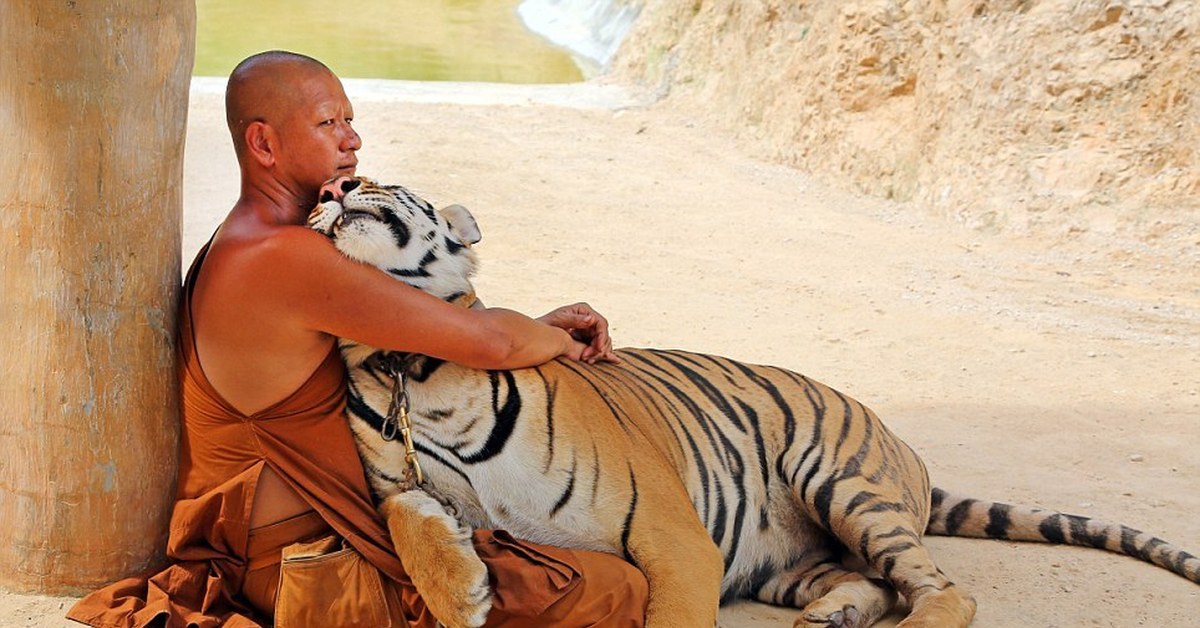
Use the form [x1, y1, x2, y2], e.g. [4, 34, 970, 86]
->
[308, 176, 481, 304]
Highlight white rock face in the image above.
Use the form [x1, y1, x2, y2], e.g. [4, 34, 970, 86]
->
[611, 0, 1199, 245]
[519, 0, 643, 72]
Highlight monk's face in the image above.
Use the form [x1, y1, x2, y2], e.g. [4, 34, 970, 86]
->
[272, 68, 361, 198]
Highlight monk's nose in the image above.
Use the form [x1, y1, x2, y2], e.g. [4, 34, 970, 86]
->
[318, 177, 360, 203]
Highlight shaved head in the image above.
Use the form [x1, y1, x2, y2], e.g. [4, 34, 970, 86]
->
[225, 51, 333, 159]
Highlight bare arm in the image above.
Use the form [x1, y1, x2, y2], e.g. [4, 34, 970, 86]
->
[249, 226, 585, 369]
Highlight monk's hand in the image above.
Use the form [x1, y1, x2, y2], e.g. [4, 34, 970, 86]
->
[538, 302, 619, 365]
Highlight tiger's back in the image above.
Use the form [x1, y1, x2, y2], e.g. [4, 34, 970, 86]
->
[535, 347, 932, 594]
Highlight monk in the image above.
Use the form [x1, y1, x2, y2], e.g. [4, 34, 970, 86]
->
[67, 50, 648, 627]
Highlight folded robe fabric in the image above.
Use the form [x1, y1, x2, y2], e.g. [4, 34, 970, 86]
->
[68, 241, 646, 628]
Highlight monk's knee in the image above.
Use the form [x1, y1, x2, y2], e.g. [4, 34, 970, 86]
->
[599, 557, 649, 616]
[562, 551, 648, 627]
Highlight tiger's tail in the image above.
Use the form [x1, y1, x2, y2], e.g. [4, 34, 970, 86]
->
[926, 487, 1200, 584]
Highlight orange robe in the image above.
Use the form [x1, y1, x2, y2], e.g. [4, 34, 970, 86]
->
[67, 243, 647, 627]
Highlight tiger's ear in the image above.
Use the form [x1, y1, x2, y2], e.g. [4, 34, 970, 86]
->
[439, 204, 481, 247]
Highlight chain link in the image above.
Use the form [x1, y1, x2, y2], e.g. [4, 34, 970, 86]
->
[382, 362, 424, 488]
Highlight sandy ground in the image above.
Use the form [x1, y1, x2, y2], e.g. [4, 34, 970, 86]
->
[4, 78, 1198, 627]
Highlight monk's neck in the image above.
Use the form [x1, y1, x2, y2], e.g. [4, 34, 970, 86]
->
[238, 178, 315, 226]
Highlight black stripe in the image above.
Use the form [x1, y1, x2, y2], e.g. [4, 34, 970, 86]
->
[799, 457, 825, 512]
[555, 359, 636, 436]
[930, 487, 947, 512]
[460, 371, 520, 464]
[794, 383, 827, 497]
[413, 442, 473, 486]
[1172, 549, 1195, 575]
[724, 361, 801, 480]
[943, 499, 976, 535]
[621, 353, 735, 469]
[590, 442, 602, 506]
[877, 526, 917, 539]
[711, 478, 728, 546]
[387, 249, 439, 278]
[858, 529, 872, 559]
[541, 369, 557, 473]
[654, 352, 747, 433]
[803, 563, 840, 588]
[870, 541, 917, 564]
[1138, 537, 1166, 562]
[551, 453, 577, 517]
[736, 396, 771, 498]
[985, 503, 1013, 538]
[1120, 526, 1141, 557]
[845, 491, 878, 516]
[861, 501, 905, 515]
[1039, 514, 1067, 544]
[781, 577, 805, 605]
[882, 555, 898, 579]
[620, 466, 639, 564]
[409, 357, 445, 383]
[813, 476, 836, 531]
[346, 385, 386, 433]
[1065, 514, 1108, 549]
[381, 209, 411, 247]
[738, 562, 777, 601]
[724, 488, 747, 569]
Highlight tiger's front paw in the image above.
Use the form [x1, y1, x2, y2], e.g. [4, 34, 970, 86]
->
[307, 200, 343, 235]
[380, 490, 492, 628]
[795, 604, 862, 628]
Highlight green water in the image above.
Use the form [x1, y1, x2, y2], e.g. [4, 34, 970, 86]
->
[195, 0, 584, 83]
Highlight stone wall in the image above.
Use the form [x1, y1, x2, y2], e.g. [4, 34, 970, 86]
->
[613, 0, 1198, 242]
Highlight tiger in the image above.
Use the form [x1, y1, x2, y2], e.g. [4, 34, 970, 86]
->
[307, 176, 1200, 628]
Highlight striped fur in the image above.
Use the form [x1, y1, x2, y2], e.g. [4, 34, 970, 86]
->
[311, 177, 1199, 628]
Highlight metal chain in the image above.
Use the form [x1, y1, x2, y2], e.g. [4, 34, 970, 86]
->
[382, 361, 424, 489]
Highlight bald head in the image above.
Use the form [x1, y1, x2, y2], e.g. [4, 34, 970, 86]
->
[225, 51, 333, 159]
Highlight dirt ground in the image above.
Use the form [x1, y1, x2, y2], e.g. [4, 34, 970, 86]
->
[3, 78, 1197, 627]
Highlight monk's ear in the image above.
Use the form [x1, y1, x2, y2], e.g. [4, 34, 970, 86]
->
[244, 121, 276, 168]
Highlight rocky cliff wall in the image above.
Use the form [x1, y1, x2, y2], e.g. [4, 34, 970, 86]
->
[613, 0, 1198, 243]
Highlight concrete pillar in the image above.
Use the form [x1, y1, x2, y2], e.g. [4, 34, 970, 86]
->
[0, 2, 195, 593]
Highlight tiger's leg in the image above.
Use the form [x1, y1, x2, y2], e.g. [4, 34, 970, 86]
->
[753, 552, 895, 628]
[864, 532, 975, 628]
[631, 524, 723, 627]
[379, 490, 492, 628]
[827, 495, 976, 627]
[622, 481, 724, 627]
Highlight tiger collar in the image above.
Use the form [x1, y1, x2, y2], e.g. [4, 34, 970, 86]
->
[449, 290, 478, 309]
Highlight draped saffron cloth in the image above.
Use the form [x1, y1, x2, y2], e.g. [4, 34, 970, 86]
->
[68, 242, 647, 628]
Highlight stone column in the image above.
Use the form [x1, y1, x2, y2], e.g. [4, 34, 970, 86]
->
[0, 2, 195, 593]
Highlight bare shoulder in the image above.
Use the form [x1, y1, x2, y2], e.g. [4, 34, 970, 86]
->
[204, 218, 418, 329]
[218, 221, 335, 266]
[204, 221, 344, 291]
[189, 220, 343, 415]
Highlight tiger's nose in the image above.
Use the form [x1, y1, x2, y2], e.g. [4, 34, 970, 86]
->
[318, 177, 360, 203]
